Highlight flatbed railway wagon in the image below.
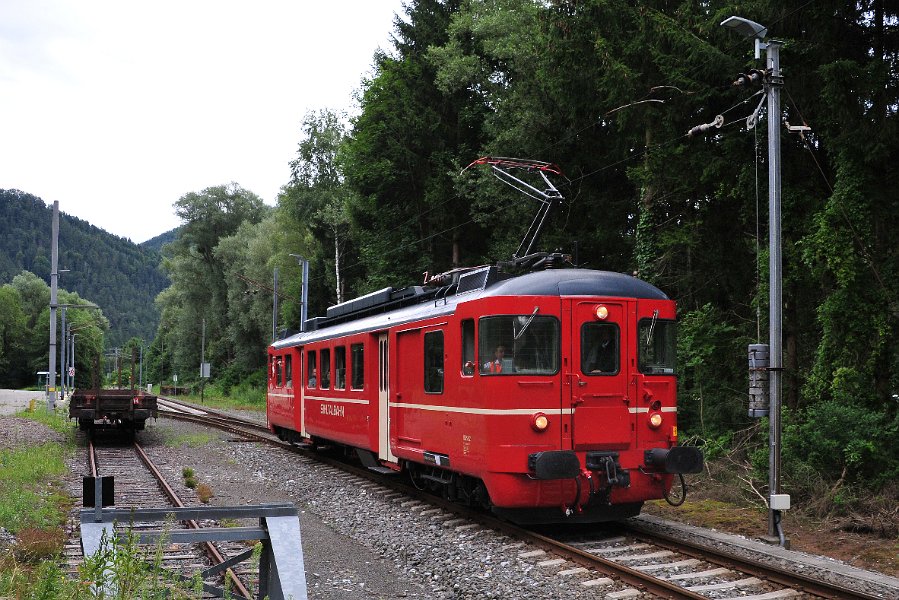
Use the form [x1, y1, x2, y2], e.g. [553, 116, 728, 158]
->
[69, 388, 158, 435]
[267, 266, 703, 523]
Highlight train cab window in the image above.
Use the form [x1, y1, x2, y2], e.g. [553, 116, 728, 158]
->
[581, 323, 619, 375]
[284, 354, 292, 388]
[351, 343, 364, 390]
[307, 351, 317, 388]
[424, 331, 444, 393]
[461, 319, 475, 376]
[269, 356, 277, 386]
[275, 356, 283, 387]
[638, 318, 677, 374]
[321, 348, 331, 389]
[479, 315, 560, 375]
[334, 346, 346, 390]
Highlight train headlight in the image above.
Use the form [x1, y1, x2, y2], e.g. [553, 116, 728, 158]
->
[531, 412, 549, 432]
[648, 412, 663, 428]
[594, 305, 609, 320]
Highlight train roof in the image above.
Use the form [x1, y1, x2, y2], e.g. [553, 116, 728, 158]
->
[271, 268, 667, 349]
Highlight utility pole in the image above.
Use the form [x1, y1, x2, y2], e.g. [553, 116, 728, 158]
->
[721, 16, 790, 547]
[47, 201, 60, 410]
[272, 267, 279, 341]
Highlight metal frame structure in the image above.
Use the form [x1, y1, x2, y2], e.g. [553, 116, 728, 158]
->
[80, 498, 307, 600]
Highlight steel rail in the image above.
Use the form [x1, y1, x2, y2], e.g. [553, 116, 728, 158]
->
[88, 437, 255, 598]
[623, 523, 883, 600]
[160, 411, 705, 599]
[161, 406, 884, 600]
[131, 441, 254, 600]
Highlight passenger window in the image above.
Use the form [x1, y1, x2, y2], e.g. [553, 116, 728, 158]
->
[321, 348, 331, 389]
[461, 319, 474, 376]
[424, 331, 444, 393]
[581, 323, 620, 375]
[334, 346, 346, 390]
[479, 315, 560, 375]
[307, 351, 317, 388]
[284, 354, 292, 388]
[351, 343, 364, 390]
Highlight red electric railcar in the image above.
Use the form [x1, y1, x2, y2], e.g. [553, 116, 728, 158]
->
[267, 266, 702, 523]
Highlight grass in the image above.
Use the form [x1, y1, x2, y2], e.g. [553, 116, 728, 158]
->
[165, 432, 214, 448]
[0, 409, 75, 535]
[174, 380, 266, 412]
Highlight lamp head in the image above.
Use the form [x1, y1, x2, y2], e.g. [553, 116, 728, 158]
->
[721, 16, 768, 59]
[721, 16, 767, 39]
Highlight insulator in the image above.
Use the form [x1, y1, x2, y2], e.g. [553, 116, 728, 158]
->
[748, 343, 770, 418]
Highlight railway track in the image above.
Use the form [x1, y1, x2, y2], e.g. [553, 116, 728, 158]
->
[157, 398, 889, 600]
[67, 434, 256, 598]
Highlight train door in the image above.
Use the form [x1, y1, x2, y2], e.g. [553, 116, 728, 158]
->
[377, 333, 397, 462]
[568, 300, 634, 450]
[298, 348, 306, 437]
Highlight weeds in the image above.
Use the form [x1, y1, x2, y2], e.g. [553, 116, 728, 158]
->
[182, 467, 198, 489]
[196, 484, 213, 504]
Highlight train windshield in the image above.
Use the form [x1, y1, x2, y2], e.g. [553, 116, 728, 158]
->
[638, 318, 676, 375]
[479, 315, 560, 375]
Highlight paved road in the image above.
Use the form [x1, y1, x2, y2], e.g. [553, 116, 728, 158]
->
[0, 389, 46, 416]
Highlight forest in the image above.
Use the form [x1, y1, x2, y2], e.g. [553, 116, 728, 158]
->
[0, 189, 169, 348]
[57, 0, 899, 515]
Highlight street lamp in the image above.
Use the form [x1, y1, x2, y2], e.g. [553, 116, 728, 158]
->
[289, 254, 309, 333]
[721, 15, 790, 547]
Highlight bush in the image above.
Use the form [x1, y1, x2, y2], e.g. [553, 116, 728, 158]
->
[783, 400, 898, 487]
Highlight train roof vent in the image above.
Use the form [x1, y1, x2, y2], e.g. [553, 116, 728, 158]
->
[457, 266, 500, 294]
[326, 287, 394, 320]
[304, 316, 328, 332]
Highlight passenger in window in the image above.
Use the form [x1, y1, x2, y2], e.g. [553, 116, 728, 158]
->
[586, 327, 617, 373]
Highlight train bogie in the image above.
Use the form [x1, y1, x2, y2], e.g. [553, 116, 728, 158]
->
[267, 268, 702, 523]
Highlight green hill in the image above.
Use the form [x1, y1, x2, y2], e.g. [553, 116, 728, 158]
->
[0, 189, 169, 346]
[140, 227, 180, 253]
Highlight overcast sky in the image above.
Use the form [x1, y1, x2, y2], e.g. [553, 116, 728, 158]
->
[1, 1, 403, 243]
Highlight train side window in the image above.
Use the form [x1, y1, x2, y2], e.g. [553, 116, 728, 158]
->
[284, 354, 292, 388]
[269, 356, 276, 386]
[424, 330, 444, 394]
[461, 319, 475, 376]
[334, 346, 346, 390]
[581, 323, 619, 375]
[275, 356, 283, 387]
[321, 348, 331, 389]
[351, 343, 364, 390]
[307, 351, 317, 388]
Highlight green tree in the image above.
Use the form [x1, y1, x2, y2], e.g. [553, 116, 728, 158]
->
[343, 0, 489, 291]
[0, 285, 28, 386]
[157, 184, 268, 383]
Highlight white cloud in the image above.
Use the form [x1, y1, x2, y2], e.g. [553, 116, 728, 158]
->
[1, 0, 401, 242]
